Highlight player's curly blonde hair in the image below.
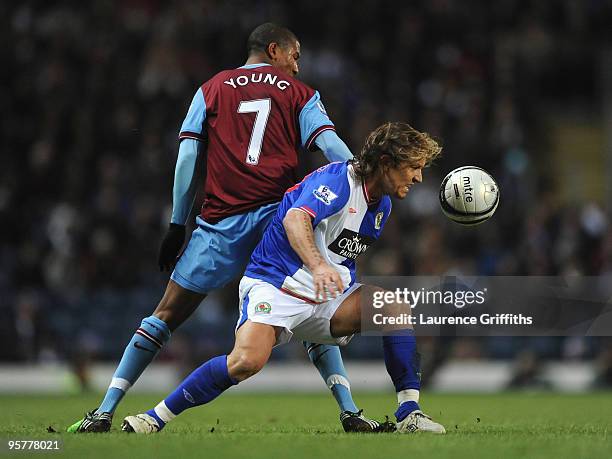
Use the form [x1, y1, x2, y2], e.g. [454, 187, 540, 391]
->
[352, 122, 442, 179]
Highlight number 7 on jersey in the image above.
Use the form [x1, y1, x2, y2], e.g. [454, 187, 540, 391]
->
[238, 98, 271, 165]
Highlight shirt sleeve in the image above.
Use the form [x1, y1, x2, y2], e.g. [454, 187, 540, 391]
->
[178, 88, 206, 141]
[171, 138, 200, 225]
[288, 166, 350, 226]
[314, 129, 354, 162]
[298, 91, 336, 151]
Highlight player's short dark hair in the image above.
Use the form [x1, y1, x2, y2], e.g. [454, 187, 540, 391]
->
[247, 23, 298, 55]
[352, 122, 442, 180]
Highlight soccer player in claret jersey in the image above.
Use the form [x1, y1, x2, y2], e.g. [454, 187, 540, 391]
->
[68, 23, 381, 433]
[122, 122, 446, 434]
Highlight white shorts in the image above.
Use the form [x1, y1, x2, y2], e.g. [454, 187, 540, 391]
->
[235, 276, 360, 346]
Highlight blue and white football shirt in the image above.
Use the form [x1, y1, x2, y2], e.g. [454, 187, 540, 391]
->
[245, 161, 392, 302]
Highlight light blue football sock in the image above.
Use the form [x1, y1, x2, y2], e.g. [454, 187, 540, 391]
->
[97, 316, 171, 414]
[304, 342, 359, 413]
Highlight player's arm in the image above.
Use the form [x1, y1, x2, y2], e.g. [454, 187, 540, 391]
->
[283, 209, 344, 301]
[299, 91, 353, 163]
[158, 139, 203, 271]
[159, 88, 207, 271]
[314, 130, 353, 162]
[171, 139, 201, 226]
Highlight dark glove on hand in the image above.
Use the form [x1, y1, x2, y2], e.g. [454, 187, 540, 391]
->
[158, 223, 186, 271]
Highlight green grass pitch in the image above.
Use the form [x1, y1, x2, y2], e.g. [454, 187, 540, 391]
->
[2, 392, 610, 458]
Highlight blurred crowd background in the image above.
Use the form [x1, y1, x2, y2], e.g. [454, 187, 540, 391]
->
[2, 0, 612, 389]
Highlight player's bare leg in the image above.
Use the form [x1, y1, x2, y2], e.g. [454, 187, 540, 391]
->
[328, 285, 367, 337]
[330, 285, 446, 434]
[68, 280, 205, 433]
[153, 280, 206, 331]
[227, 320, 280, 381]
[122, 321, 279, 433]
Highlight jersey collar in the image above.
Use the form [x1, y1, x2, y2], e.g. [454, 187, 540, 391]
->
[348, 163, 381, 205]
[362, 181, 380, 205]
[238, 63, 272, 69]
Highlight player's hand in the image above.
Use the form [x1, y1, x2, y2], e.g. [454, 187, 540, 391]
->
[311, 263, 344, 302]
[158, 223, 186, 271]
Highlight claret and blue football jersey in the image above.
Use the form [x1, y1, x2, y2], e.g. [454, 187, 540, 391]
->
[245, 161, 391, 302]
[179, 63, 336, 223]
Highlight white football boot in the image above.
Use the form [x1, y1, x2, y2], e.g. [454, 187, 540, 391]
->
[396, 410, 446, 434]
[121, 413, 162, 434]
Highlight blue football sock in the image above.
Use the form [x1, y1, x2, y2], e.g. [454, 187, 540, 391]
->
[161, 355, 237, 419]
[304, 342, 359, 413]
[97, 316, 171, 414]
[145, 408, 167, 430]
[382, 330, 422, 421]
[395, 400, 420, 421]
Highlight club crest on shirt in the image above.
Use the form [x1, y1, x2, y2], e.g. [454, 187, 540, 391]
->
[254, 302, 272, 314]
[313, 185, 338, 205]
[375, 212, 384, 229]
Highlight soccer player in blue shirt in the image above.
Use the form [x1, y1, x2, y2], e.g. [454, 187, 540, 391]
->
[122, 122, 446, 434]
[69, 23, 380, 433]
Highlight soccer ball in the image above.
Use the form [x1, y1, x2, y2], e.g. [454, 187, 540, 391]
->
[439, 166, 500, 225]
